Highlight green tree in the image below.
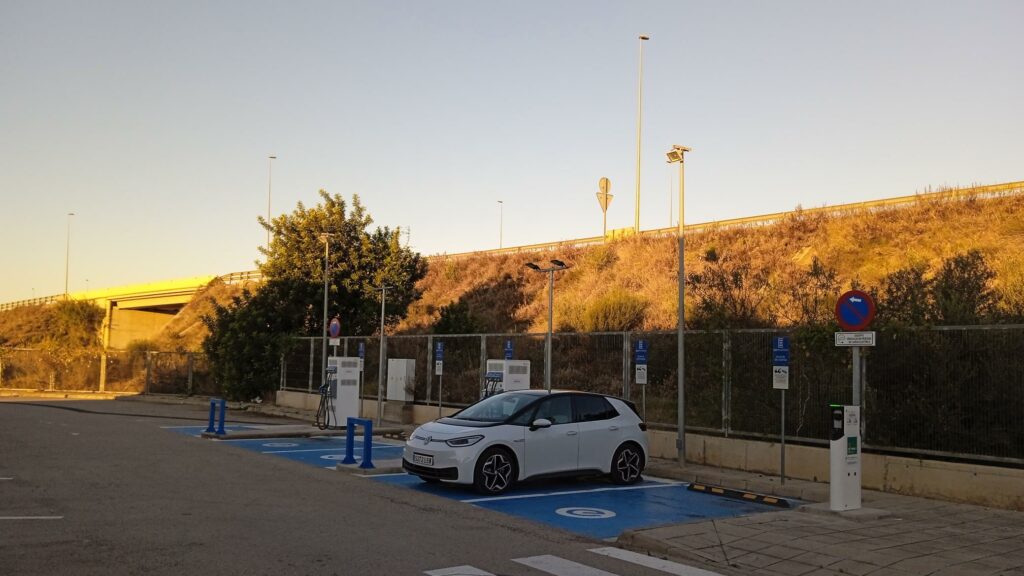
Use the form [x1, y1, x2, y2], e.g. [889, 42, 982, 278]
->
[931, 250, 998, 324]
[687, 248, 775, 329]
[204, 191, 427, 399]
[878, 263, 931, 326]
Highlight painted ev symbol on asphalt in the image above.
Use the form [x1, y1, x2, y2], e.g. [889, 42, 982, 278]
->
[262, 442, 299, 448]
[320, 454, 347, 460]
[555, 507, 617, 519]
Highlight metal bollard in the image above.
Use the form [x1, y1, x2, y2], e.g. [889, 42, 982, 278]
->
[216, 398, 227, 435]
[205, 398, 217, 433]
[341, 417, 374, 469]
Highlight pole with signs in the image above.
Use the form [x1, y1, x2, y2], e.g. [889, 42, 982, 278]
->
[835, 290, 877, 440]
[634, 340, 648, 421]
[504, 339, 514, 360]
[357, 342, 365, 418]
[329, 317, 341, 356]
[435, 341, 445, 418]
[772, 336, 790, 484]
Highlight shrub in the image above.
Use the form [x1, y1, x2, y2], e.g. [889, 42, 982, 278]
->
[581, 290, 648, 332]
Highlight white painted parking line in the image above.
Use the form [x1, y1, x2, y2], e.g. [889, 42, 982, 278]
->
[424, 565, 496, 575]
[0, 477, 13, 481]
[0, 516, 64, 521]
[589, 547, 725, 575]
[462, 482, 681, 503]
[513, 554, 618, 576]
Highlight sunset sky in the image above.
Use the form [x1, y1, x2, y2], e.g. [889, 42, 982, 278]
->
[1, 0, 1022, 302]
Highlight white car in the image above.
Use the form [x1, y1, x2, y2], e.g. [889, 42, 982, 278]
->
[402, 390, 649, 495]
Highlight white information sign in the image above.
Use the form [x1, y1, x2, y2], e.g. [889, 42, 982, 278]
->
[772, 366, 790, 390]
[434, 360, 443, 376]
[635, 364, 648, 385]
[329, 338, 341, 347]
[835, 332, 876, 347]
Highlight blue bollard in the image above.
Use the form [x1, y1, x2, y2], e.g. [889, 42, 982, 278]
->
[359, 419, 374, 469]
[341, 418, 357, 464]
[216, 398, 227, 435]
[205, 399, 216, 433]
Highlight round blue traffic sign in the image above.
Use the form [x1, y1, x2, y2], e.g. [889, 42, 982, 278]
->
[328, 317, 342, 338]
[835, 290, 876, 331]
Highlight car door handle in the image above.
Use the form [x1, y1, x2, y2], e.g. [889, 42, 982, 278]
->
[608, 426, 619, 431]
[566, 431, 578, 436]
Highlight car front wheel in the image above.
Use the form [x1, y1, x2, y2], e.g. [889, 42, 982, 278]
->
[473, 447, 516, 495]
[610, 442, 644, 485]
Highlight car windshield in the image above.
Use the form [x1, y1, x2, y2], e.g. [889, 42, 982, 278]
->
[453, 392, 540, 422]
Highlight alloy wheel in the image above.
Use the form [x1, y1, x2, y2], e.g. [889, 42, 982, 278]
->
[615, 447, 641, 483]
[481, 453, 512, 492]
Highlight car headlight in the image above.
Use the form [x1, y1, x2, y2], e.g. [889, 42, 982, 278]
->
[445, 435, 484, 447]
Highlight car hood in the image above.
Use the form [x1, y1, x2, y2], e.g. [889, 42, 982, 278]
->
[414, 420, 493, 438]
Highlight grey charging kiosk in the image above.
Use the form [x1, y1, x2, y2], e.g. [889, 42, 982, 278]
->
[829, 404, 862, 510]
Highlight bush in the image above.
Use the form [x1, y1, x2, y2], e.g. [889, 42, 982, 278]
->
[581, 290, 648, 332]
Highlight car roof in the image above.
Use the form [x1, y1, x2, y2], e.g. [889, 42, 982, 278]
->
[507, 389, 612, 398]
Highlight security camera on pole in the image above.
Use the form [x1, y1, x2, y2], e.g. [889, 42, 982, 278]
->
[830, 289, 877, 511]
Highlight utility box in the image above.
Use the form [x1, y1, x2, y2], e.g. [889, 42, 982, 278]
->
[502, 359, 530, 391]
[328, 356, 360, 425]
[386, 359, 416, 402]
[829, 404, 862, 511]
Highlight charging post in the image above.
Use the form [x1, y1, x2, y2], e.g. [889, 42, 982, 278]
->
[831, 290, 876, 511]
[772, 336, 789, 485]
[434, 341, 444, 418]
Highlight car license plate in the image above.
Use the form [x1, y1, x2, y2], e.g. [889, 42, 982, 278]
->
[413, 453, 433, 466]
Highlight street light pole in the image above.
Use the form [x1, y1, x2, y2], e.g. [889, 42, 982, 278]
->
[525, 260, 569, 392]
[498, 200, 504, 249]
[267, 155, 277, 249]
[634, 34, 650, 234]
[64, 212, 75, 300]
[666, 144, 691, 467]
[377, 284, 388, 425]
[319, 233, 331, 393]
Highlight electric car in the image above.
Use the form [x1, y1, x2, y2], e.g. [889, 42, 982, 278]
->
[402, 390, 648, 495]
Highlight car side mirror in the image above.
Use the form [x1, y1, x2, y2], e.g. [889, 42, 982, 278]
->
[529, 418, 552, 431]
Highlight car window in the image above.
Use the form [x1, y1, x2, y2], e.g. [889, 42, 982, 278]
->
[453, 392, 539, 422]
[533, 395, 573, 425]
[573, 395, 619, 422]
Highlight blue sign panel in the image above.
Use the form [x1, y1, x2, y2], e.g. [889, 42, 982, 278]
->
[357, 342, 365, 358]
[773, 336, 789, 366]
[504, 339, 514, 360]
[835, 290, 877, 331]
[434, 341, 445, 361]
[634, 340, 649, 365]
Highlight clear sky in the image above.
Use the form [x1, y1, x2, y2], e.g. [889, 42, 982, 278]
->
[1, 0, 1022, 303]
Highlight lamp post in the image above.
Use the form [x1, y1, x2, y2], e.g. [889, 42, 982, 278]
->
[525, 260, 569, 392]
[376, 284, 390, 425]
[64, 212, 75, 300]
[634, 34, 650, 234]
[318, 233, 332, 393]
[498, 200, 504, 249]
[666, 144, 691, 466]
[267, 155, 277, 249]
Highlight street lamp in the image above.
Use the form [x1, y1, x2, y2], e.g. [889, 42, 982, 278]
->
[525, 259, 569, 392]
[634, 34, 650, 234]
[64, 212, 75, 300]
[498, 200, 504, 249]
[666, 144, 691, 466]
[267, 155, 277, 249]
[318, 233, 333, 394]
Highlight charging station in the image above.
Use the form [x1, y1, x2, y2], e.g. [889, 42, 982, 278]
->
[829, 404, 862, 511]
[328, 356, 361, 427]
[481, 359, 531, 398]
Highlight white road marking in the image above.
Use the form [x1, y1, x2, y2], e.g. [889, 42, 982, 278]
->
[513, 555, 618, 576]
[424, 566, 496, 575]
[0, 516, 64, 521]
[0, 477, 13, 481]
[262, 444, 395, 454]
[462, 482, 680, 503]
[589, 547, 726, 575]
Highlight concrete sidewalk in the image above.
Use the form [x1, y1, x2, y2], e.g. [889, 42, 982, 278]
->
[622, 460, 1024, 576]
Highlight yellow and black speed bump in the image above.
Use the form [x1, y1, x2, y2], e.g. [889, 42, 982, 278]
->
[687, 483, 791, 508]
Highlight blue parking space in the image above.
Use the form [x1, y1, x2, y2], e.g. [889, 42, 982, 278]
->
[372, 473, 784, 539]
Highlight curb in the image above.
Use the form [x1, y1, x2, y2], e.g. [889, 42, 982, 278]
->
[687, 482, 791, 508]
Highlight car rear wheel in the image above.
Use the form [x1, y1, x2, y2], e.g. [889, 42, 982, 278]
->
[610, 442, 644, 485]
[473, 447, 516, 495]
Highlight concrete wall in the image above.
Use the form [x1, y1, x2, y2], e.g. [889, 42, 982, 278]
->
[273, 392, 1023, 510]
[108, 308, 176, 349]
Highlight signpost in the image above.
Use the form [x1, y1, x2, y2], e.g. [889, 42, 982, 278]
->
[357, 342, 365, 418]
[596, 177, 613, 237]
[634, 340, 648, 420]
[328, 317, 341, 351]
[504, 339, 514, 360]
[834, 290, 877, 439]
[434, 341, 445, 417]
[772, 336, 790, 484]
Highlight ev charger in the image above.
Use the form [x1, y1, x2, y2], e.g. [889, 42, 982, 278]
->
[328, 357, 360, 425]
[829, 404, 862, 511]
[481, 359, 531, 397]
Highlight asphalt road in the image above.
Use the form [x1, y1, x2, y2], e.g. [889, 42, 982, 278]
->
[0, 399, 682, 576]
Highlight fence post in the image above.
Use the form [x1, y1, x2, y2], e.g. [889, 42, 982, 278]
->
[99, 352, 107, 392]
[722, 331, 731, 436]
[187, 353, 194, 396]
[622, 332, 631, 400]
[279, 353, 285, 390]
[307, 338, 314, 393]
[144, 352, 153, 394]
[479, 335, 487, 396]
[426, 335, 434, 403]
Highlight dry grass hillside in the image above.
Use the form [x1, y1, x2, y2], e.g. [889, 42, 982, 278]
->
[400, 191, 1024, 333]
